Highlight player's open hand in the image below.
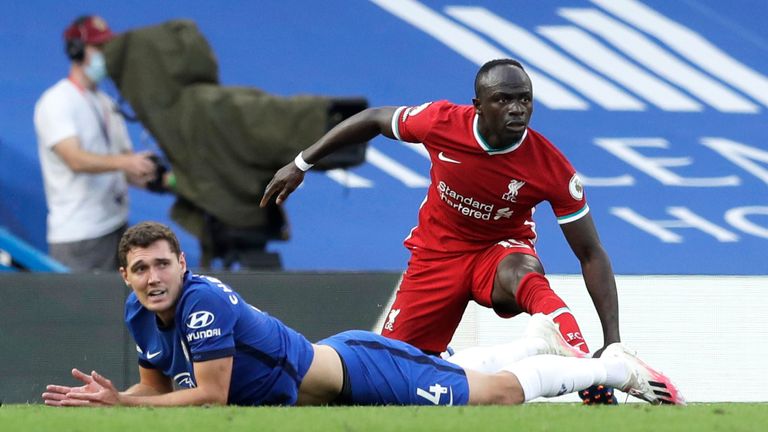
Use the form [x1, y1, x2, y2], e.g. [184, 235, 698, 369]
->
[260, 162, 306, 207]
[42, 368, 105, 406]
[42, 369, 121, 407]
[62, 370, 121, 407]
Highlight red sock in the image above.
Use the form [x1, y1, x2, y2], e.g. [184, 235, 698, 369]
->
[515, 273, 590, 353]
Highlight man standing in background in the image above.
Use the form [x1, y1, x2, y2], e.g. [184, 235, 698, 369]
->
[34, 15, 157, 272]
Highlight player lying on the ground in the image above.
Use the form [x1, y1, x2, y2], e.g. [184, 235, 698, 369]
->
[42, 222, 684, 407]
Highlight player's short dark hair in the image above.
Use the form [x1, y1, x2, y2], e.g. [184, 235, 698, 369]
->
[118, 221, 181, 268]
[474, 59, 526, 97]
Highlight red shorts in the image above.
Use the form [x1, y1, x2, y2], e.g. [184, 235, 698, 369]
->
[381, 240, 538, 354]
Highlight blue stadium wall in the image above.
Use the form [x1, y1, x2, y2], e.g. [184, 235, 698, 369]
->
[1, 0, 767, 274]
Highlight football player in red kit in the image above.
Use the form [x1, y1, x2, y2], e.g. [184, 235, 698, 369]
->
[261, 59, 620, 403]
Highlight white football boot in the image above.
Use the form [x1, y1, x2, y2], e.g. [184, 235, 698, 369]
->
[602, 342, 686, 405]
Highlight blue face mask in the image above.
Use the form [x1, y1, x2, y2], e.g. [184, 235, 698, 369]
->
[84, 51, 107, 84]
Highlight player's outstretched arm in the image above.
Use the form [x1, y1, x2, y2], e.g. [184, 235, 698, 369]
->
[560, 214, 620, 353]
[43, 366, 174, 407]
[260, 107, 397, 207]
[121, 365, 174, 397]
[61, 357, 233, 407]
[43, 357, 232, 407]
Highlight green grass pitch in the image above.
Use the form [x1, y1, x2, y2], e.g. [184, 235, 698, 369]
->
[2, 404, 766, 432]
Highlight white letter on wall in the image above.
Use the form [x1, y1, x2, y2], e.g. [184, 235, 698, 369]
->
[725, 206, 768, 239]
[701, 138, 768, 185]
[595, 138, 740, 186]
[611, 206, 739, 242]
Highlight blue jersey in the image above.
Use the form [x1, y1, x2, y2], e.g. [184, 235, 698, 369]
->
[125, 272, 314, 405]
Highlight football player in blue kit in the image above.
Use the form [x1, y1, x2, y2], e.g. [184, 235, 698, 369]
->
[42, 222, 684, 407]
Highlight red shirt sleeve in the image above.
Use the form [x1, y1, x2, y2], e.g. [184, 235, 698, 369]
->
[391, 101, 447, 143]
[551, 170, 589, 224]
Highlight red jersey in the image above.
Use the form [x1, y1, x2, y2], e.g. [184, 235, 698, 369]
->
[392, 100, 588, 253]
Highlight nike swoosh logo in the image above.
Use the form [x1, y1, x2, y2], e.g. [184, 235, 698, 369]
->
[147, 351, 162, 359]
[437, 152, 461, 164]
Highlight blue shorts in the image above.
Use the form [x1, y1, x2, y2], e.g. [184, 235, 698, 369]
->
[318, 330, 470, 406]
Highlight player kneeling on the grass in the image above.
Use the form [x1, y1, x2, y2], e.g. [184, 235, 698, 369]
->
[42, 222, 685, 407]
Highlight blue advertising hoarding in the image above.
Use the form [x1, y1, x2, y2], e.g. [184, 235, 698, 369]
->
[1, 0, 766, 273]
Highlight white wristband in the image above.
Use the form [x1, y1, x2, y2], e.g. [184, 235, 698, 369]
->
[294, 152, 314, 172]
